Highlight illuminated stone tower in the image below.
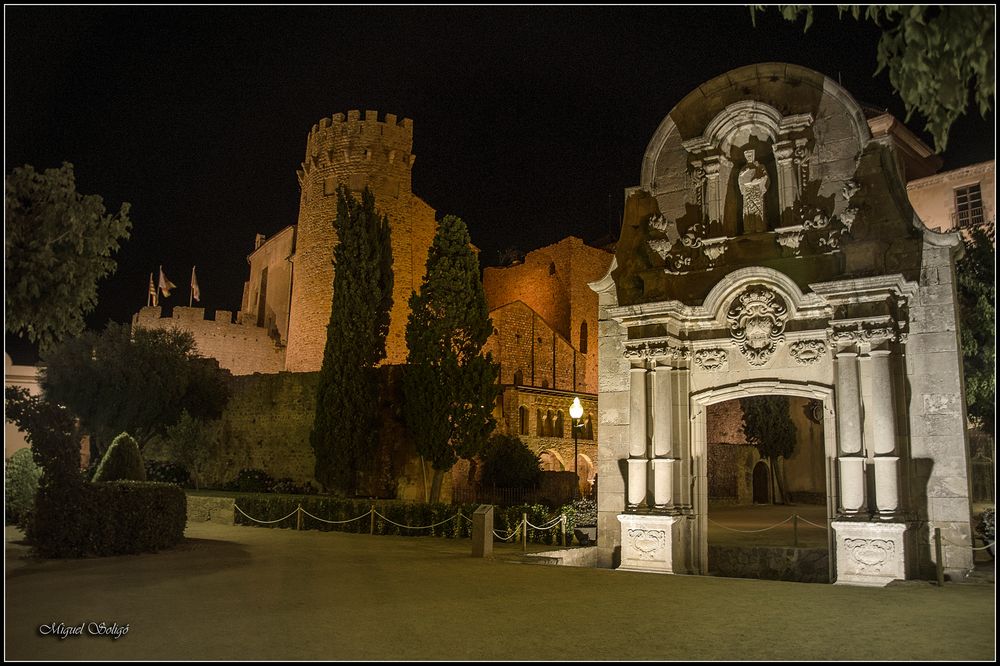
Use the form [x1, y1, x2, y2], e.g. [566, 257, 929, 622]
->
[285, 110, 438, 371]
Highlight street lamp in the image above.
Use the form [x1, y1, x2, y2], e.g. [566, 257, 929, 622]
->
[569, 396, 584, 498]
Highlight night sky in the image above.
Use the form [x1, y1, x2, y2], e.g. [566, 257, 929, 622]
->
[5, 6, 995, 364]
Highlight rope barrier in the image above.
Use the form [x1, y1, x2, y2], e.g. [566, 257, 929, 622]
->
[707, 514, 793, 533]
[795, 515, 828, 530]
[234, 505, 300, 525]
[372, 510, 459, 530]
[525, 516, 564, 531]
[298, 507, 373, 525]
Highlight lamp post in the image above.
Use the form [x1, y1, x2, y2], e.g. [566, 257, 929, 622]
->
[569, 396, 584, 498]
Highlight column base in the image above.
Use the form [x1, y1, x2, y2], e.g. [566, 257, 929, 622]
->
[617, 514, 691, 574]
[831, 521, 907, 587]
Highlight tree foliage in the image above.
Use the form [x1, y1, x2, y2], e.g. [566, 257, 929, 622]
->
[40, 323, 231, 456]
[161, 410, 217, 490]
[92, 432, 146, 482]
[751, 5, 995, 151]
[956, 221, 996, 433]
[478, 434, 542, 490]
[740, 395, 797, 504]
[5, 162, 132, 351]
[311, 186, 394, 493]
[403, 215, 500, 502]
[4, 386, 88, 556]
[5, 447, 43, 528]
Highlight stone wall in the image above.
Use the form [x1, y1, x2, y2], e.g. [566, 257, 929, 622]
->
[134, 306, 285, 376]
[285, 110, 438, 372]
[485, 301, 589, 392]
[483, 237, 613, 392]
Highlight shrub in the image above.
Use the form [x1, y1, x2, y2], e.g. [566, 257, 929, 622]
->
[5, 448, 42, 527]
[145, 459, 191, 486]
[225, 468, 275, 493]
[93, 433, 146, 482]
[81, 481, 186, 555]
[479, 434, 543, 490]
[271, 478, 316, 495]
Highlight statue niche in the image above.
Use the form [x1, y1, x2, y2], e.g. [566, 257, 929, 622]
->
[738, 149, 769, 233]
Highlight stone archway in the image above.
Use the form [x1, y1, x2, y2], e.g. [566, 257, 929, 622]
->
[591, 63, 973, 586]
[691, 380, 838, 580]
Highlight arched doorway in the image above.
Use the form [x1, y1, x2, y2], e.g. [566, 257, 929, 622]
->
[752, 461, 770, 504]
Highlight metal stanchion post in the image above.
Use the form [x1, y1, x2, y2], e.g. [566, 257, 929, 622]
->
[935, 527, 945, 586]
[296, 504, 303, 531]
[370, 506, 375, 535]
[793, 514, 799, 548]
[561, 514, 567, 547]
[522, 513, 527, 552]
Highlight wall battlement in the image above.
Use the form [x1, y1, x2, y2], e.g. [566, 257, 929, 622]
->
[133, 306, 285, 375]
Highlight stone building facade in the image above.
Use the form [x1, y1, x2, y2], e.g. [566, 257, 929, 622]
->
[907, 160, 995, 234]
[592, 63, 974, 586]
[481, 237, 613, 494]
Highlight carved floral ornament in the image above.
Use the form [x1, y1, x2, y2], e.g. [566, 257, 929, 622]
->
[726, 285, 788, 366]
[843, 538, 895, 574]
[829, 321, 903, 347]
[627, 528, 666, 561]
[789, 339, 828, 366]
[623, 340, 690, 361]
[693, 348, 728, 372]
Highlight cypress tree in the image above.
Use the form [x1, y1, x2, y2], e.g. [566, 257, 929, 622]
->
[403, 215, 500, 502]
[739, 395, 797, 504]
[311, 186, 393, 493]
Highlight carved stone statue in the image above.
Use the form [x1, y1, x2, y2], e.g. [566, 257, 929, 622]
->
[738, 149, 769, 233]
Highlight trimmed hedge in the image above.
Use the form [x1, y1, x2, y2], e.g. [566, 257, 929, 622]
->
[31, 481, 186, 558]
[93, 433, 146, 482]
[230, 494, 576, 545]
[145, 459, 192, 487]
[5, 448, 42, 527]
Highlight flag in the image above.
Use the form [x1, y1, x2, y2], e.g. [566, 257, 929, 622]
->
[159, 266, 177, 297]
[191, 266, 200, 302]
[148, 273, 158, 307]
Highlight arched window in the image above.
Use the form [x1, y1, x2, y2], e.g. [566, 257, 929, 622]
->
[519, 406, 529, 435]
[580, 320, 588, 354]
[513, 369, 523, 386]
[583, 415, 594, 440]
[554, 411, 565, 438]
[548, 262, 556, 275]
[536, 409, 543, 436]
[543, 410, 553, 437]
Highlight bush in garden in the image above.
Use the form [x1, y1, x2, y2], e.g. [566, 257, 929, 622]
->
[5, 448, 43, 527]
[479, 434, 542, 490]
[225, 468, 275, 493]
[145, 459, 192, 486]
[92, 432, 146, 482]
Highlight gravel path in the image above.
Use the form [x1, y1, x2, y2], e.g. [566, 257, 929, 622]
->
[5, 523, 995, 661]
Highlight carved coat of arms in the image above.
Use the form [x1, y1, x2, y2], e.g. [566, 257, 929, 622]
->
[727, 286, 788, 366]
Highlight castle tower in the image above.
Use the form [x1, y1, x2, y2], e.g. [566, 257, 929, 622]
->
[285, 110, 438, 371]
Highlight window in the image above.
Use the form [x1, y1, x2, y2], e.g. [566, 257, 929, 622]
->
[955, 184, 984, 228]
[543, 410, 553, 437]
[548, 262, 556, 275]
[583, 415, 594, 440]
[513, 369, 523, 386]
[536, 410, 543, 436]
[554, 411, 565, 438]
[580, 321, 588, 354]
[519, 406, 529, 435]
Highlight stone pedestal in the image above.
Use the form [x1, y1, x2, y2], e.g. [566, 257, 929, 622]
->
[831, 521, 907, 586]
[617, 514, 690, 574]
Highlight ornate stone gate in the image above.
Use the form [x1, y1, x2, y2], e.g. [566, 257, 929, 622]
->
[590, 64, 974, 585]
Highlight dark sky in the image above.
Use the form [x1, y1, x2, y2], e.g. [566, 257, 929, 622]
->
[5, 6, 995, 364]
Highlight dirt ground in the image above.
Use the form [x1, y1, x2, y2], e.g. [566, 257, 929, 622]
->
[5, 522, 995, 661]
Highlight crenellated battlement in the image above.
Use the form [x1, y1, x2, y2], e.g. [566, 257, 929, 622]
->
[305, 109, 415, 167]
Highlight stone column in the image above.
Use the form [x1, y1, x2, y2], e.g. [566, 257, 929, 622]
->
[651, 364, 674, 509]
[703, 156, 722, 228]
[773, 141, 797, 223]
[868, 350, 900, 514]
[835, 351, 866, 514]
[627, 366, 648, 509]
